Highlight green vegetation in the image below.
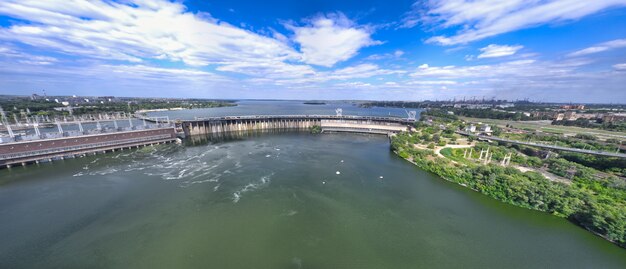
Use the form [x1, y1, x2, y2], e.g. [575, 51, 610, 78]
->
[0, 97, 235, 122]
[309, 125, 322, 134]
[421, 109, 458, 121]
[391, 131, 626, 248]
[499, 132, 620, 152]
[492, 130, 624, 176]
[392, 112, 626, 248]
[457, 116, 625, 144]
[392, 134, 626, 246]
[553, 118, 626, 132]
[451, 108, 542, 120]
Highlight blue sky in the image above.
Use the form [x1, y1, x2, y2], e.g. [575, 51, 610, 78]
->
[0, 0, 625, 102]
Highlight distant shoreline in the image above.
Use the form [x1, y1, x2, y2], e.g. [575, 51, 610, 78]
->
[303, 101, 326, 105]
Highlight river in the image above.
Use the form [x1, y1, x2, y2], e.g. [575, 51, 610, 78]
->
[0, 101, 624, 268]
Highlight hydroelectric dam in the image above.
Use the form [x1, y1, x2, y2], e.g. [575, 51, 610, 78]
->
[180, 115, 414, 136]
[1, 113, 416, 168]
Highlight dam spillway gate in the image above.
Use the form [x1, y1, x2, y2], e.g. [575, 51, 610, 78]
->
[181, 115, 413, 136]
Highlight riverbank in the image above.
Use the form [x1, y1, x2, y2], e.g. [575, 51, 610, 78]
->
[390, 133, 626, 249]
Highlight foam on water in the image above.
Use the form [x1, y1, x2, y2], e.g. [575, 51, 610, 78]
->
[232, 173, 274, 203]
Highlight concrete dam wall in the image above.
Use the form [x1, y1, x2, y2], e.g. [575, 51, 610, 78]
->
[182, 115, 412, 136]
[184, 118, 320, 136]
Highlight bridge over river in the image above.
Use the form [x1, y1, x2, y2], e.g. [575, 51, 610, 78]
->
[180, 115, 414, 136]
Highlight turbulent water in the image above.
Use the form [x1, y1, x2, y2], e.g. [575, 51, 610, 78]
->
[1, 131, 625, 268]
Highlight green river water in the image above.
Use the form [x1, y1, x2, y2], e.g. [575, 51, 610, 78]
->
[1, 132, 625, 268]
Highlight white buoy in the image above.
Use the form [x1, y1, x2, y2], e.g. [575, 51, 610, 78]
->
[379, 176, 384, 179]
[340, 160, 344, 163]
[336, 171, 341, 175]
[322, 181, 326, 184]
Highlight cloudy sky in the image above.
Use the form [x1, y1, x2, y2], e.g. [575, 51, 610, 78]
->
[1, 0, 625, 102]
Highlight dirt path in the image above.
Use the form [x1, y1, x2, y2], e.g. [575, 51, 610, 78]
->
[513, 165, 571, 184]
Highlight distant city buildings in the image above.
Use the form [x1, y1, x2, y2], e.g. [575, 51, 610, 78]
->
[560, 104, 585, 110]
[453, 103, 493, 109]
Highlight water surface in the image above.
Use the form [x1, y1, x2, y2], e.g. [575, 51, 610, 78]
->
[147, 100, 414, 119]
[1, 132, 625, 268]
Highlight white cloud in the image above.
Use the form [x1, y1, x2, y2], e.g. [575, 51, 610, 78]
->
[568, 38, 626, 57]
[216, 61, 316, 79]
[407, 0, 626, 45]
[286, 13, 380, 67]
[365, 50, 404, 61]
[406, 80, 458, 85]
[614, 63, 626, 71]
[0, 45, 58, 65]
[411, 59, 559, 79]
[0, 0, 300, 67]
[327, 64, 399, 80]
[477, 44, 523, 58]
[334, 81, 373, 88]
[404, 58, 626, 100]
[271, 63, 404, 85]
[464, 55, 476, 61]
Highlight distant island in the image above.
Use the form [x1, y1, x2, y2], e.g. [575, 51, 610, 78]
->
[303, 101, 326, 105]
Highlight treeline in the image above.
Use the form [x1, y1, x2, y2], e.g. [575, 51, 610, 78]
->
[452, 108, 543, 120]
[552, 118, 626, 132]
[0, 98, 235, 121]
[360, 101, 427, 108]
[391, 133, 626, 248]
[422, 108, 546, 121]
[502, 132, 620, 152]
[421, 109, 458, 121]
